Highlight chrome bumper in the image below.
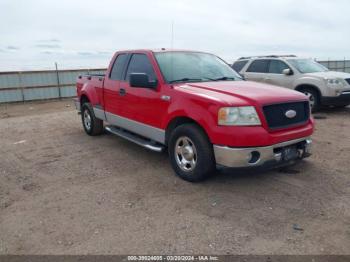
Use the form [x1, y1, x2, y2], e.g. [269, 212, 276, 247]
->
[214, 137, 312, 168]
[74, 98, 81, 112]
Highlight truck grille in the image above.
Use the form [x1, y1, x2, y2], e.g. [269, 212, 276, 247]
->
[345, 78, 350, 85]
[263, 101, 310, 129]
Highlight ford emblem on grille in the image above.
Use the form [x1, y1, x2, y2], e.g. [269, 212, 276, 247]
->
[285, 110, 297, 119]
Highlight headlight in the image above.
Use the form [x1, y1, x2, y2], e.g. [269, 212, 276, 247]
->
[326, 78, 344, 86]
[218, 106, 261, 126]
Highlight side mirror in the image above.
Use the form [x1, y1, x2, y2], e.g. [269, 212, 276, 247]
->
[129, 73, 157, 88]
[282, 68, 293, 75]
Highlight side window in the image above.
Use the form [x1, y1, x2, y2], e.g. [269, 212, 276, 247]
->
[268, 60, 290, 74]
[246, 59, 269, 73]
[110, 54, 128, 80]
[125, 54, 156, 82]
[232, 60, 248, 72]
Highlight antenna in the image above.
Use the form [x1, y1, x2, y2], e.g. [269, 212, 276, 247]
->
[171, 20, 174, 49]
[170, 21, 174, 83]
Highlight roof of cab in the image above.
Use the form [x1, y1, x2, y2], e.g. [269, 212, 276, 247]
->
[115, 48, 211, 54]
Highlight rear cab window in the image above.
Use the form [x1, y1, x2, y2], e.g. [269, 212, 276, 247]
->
[232, 60, 248, 72]
[110, 53, 128, 80]
[246, 59, 270, 73]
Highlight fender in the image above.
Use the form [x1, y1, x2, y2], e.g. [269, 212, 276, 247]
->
[80, 81, 100, 106]
[162, 97, 219, 143]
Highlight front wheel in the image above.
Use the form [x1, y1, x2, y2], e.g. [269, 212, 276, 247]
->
[81, 102, 104, 136]
[168, 124, 216, 182]
[299, 87, 320, 112]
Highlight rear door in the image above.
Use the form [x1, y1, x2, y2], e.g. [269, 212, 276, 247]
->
[103, 53, 129, 116]
[243, 59, 269, 82]
[264, 59, 296, 89]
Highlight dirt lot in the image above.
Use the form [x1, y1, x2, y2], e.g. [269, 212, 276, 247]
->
[0, 100, 349, 255]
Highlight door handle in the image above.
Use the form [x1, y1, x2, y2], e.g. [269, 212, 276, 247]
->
[119, 88, 126, 96]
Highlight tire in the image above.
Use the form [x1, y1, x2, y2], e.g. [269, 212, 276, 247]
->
[168, 123, 216, 182]
[81, 102, 104, 136]
[298, 87, 320, 112]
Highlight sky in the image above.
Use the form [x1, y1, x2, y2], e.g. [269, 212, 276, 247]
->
[0, 0, 349, 71]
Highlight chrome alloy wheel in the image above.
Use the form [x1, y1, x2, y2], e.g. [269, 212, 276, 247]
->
[303, 91, 315, 109]
[175, 136, 197, 172]
[83, 109, 92, 131]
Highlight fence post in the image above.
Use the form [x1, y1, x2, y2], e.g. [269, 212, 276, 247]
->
[55, 62, 61, 99]
[18, 71, 25, 102]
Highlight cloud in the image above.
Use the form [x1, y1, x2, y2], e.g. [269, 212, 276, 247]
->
[77, 51, 95, 56]
[37, 38, 61, 43]
[35, 43, 61, 49]
[7, 45, 20, 50]
[97, 51, 112, 56]
[40, 50, 55, 55]
[0, 0, 349, 70]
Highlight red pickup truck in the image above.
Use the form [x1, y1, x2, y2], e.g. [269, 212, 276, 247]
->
[75, 49, 313, 182]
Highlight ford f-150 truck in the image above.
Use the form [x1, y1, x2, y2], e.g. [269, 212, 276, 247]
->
[75, 49, 314, 182]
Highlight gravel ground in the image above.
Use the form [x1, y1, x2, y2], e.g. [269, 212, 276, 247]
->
[0, 100, 349, 255]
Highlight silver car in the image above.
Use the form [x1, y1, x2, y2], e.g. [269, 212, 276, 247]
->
[232, 55, 350, 111]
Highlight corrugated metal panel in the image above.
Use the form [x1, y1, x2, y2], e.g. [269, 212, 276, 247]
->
[59, 71, 80, 85]
[23, 87, 59, 101]
[0, 73, 21, 89]
[60, 86, 76, 97]
[0, 89, 23, 103]
[318, 60, 350, 73]
[21, 72, 57, 87]
[0, 68, 106, 103]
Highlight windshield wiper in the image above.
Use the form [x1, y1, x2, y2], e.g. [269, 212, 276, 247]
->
[169, 78, 203, 83]
[211, 76, 236, 81]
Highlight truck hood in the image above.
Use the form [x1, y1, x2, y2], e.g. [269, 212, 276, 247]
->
[175, 80, 307, 106]
[305, 71, 350, 79]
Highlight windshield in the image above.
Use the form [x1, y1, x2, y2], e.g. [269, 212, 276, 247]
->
[154, 52, 242, 83]
[287, 59, 329, 73]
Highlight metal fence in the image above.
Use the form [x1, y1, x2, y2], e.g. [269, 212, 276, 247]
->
[1, 60, 350, 103]
[318, 60, 350, 73]
[0, 68, 106, 103]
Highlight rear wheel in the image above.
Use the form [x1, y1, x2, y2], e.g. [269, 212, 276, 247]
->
[168, 124, 216, 182]
[299, 87, 320, 112]
[81, 102, 104, 136]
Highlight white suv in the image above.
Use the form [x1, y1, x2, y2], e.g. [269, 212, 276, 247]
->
[232, 55, 350, 111]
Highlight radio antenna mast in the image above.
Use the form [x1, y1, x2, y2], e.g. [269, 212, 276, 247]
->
[170, 20, 174, 83]
[171, 20, 174, 49]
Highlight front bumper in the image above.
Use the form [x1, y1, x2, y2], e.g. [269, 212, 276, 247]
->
[321, 91, 350, 106]
[214, 137, 312, 168]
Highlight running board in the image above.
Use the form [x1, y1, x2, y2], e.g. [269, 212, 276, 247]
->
[105, 126, 165, 152]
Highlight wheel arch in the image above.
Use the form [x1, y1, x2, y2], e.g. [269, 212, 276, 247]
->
[165, 116, 209, 146]
[295, 84, 322, 99]
[80, 94, 90, 107]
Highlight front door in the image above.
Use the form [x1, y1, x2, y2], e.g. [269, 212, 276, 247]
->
[118, 53, 169, 143]
[264, 59, 296, 89]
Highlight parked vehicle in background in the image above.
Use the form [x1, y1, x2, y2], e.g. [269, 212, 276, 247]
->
[232, 55, 350, 111]
[75, 49, 313, 182]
